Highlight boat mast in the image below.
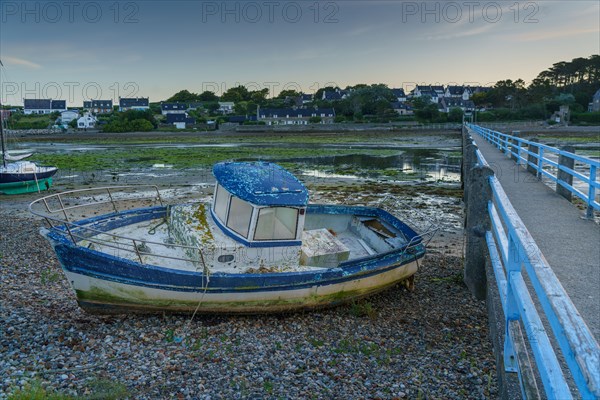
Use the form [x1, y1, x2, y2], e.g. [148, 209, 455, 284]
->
[0, 100, 6, 168]
[0, 58, 6, 167]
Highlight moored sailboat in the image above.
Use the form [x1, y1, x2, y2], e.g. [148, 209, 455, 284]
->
[0, 106, 58, 195]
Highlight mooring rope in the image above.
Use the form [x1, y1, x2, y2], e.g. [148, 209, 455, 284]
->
[178, 256, 211, 343]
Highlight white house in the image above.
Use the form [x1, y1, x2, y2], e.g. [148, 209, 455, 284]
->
[83, 100, 113, 114]
[410, 86, 440, 103]
[218, 102, 235, 114]
[391, 102, 413, 115]
[431, 85, 445, 97]
[590, 88, 600, 112]
[166, 113, 196, 129]
[410, 85, 427, 98]
[322, 88, 351, 101]
[161, 102, 188, 115]
[391, 88, 407, 102]
[60, 110, 80, 124]
[445, 86, 471, 100]
[77, 113, 97, 129]
[119, 97, 150, 111]
[439, 98, 475, 113]
[418, 90, 439, 104]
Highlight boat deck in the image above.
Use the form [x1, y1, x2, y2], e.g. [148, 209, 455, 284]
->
[78, 220, 404, 275]
[79, 218, 326, 274]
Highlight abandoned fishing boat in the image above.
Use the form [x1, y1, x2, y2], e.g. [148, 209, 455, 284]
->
[30, 162, 431, 314]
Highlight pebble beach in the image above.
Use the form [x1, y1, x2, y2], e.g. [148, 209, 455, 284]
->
[0, 179, 498, 399]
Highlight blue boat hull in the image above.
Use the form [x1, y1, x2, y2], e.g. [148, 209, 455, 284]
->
[0, 168, 57, 183]
[44, 205, 426, 314]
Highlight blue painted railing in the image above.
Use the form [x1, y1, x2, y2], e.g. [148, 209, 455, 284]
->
[466, 131, 600, 399]
[467, 123, 600, 218]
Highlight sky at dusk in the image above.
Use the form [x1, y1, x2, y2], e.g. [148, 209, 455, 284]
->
[1, 0, 599, 105]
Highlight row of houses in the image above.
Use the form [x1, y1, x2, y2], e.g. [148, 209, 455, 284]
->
[160, 102, 234, 114]
[160, 102, 196, 129]
[321, 85, 491, 103]
[23, 99, 67, 114]
[390, 97, 477, 115]
[411, 85, 491, 104]
[161, 101, 232, 129]
[82, 98, 151, 113]
[257, 107, 335, 125]
[23, 97, 150, 114]
[23, 85, 483, 116]
[162, 105, 336, 127]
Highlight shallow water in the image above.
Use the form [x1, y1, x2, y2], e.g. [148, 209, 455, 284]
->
[17, 137, 461, 188]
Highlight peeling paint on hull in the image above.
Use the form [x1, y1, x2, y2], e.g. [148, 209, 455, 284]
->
[44, 204, 426, 314]
[66, 260, 418, 314]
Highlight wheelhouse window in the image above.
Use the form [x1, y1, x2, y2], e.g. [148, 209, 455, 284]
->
[213, 184, 230, 223]
[226, 196, 253, 238]
[254, 207, 299, 241]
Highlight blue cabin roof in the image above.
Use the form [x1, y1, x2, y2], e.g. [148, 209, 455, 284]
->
[213, 162, 309, 207]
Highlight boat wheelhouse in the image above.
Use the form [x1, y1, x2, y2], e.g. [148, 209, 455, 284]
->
[211, 162, 308, 246]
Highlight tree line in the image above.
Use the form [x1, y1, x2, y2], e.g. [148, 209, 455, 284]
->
[473, 55, 600, 121]
[160, 54, 599, 124]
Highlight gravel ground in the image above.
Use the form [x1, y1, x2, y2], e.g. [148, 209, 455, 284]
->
[0, 184, 498, 399]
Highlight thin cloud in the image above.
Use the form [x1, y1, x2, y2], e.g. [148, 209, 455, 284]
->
[345, 26, 375, 37]
[507, 27, 599, 42]
[3, 56, 42, 69]
[423, 24, 494, 41]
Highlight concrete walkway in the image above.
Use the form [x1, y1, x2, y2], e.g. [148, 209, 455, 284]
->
[471, 132, 600, 340]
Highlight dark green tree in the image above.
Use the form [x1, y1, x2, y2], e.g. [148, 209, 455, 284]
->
[250, 88, 269, 104]
[166, 90, 200, 103]
[448, 107, 464, 122]
[199, 91, 219, 102]
[204, 102, 220, 115]
[276, 89, 300, 99]
[221, 85, 250, 102]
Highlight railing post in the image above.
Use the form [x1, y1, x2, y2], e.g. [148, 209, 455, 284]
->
[503, 235, 521, 373]
[461, 126, 474, 203]
[464, 142, 480, 202]
[537, 147, 545, 179]
[464, 164, 494, 300]
[557, 145, 575, 202]
[527, 138, 540, 175]
[461, 124, 468, 193]
[511, 131, 521, 164]
[586, 165, 596, 219]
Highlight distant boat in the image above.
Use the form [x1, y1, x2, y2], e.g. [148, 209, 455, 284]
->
[31, 162, 435, 314]
[0, 106, 58, 195]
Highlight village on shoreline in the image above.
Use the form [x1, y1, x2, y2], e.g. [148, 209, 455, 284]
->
[2, 54, 599, 135]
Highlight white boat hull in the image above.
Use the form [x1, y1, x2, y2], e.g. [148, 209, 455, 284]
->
[63, 260, 418, 314]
